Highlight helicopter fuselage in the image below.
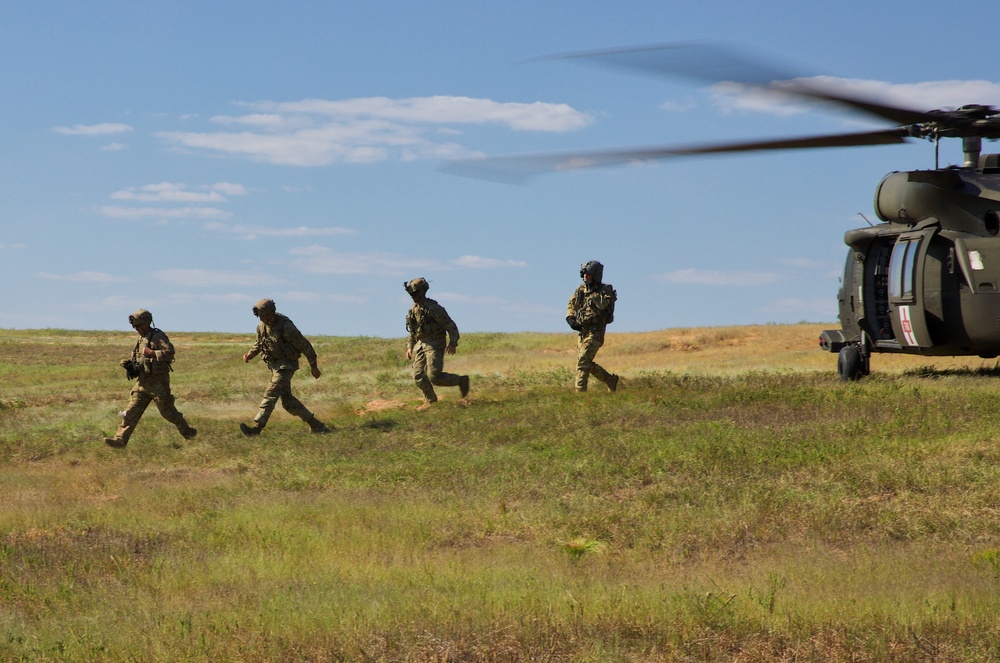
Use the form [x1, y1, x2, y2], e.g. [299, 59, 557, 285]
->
[820, 156, 1000, 377]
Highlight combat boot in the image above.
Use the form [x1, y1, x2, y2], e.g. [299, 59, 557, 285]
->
[607, 374, 620, 392]
[240, 422, 264, 437]
[104, 436, 127, 448]
[181, 427, 198, 440]
[307, 416, 331, 434]
[459, 375, 470, 398]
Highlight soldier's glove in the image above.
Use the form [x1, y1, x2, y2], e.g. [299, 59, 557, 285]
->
[120, 359, 140, 380]
[566, 315, 582, 332]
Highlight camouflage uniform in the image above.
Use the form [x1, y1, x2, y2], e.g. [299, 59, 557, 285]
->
[105, 309, 196, 448]
[567, 262, 619, 392]
[243, 300, 328, 434]
[405, 278, 469, 403]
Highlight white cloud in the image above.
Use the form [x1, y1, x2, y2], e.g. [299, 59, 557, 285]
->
[655, 268, 780, 286]
[452, 255, 527, 269]
[109, 182, 247, 203]
[151, 269, 282, 287]
[288, 245, 442, 275]
[37, 271, 130, 283]
[52, 122, 134, 136]
[0, 241, 26, 250]
[202, 221, 356, 240]
[259, 96, 593, 132]
[100, 142, 128, 152]
[709, 77, 1000, 118]
[157, 95, 594, 166]
[99, 205, 233, 220]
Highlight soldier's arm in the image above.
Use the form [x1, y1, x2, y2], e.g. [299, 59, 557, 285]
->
[147, 331, 176, 362]
[284, 321, 319, 368]
[431, 303, 460, 347]
[244, 325, 264, 362]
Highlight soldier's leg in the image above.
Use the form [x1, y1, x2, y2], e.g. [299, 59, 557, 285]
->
[255, 368, 293, 427]
[425, 341, 461, 389]
[148, 375, 197, 439]
[412, 342, 438, 402]
[110, 385, 153, 444]
[576, 332, 604, 392]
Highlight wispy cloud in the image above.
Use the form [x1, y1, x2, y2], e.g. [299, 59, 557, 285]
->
[52, 122, 134, 136]
[0, 241, 26, 250]
[157, 96, 594, 166]
[288, 245, 442, 275]
[151, 269, 282, 287]
[709, 77, 1000, 118]
[37, 271, 130, 283]
[109, 182, 248, 203]
[99, 205, 233, 220]
[100, 142, 128, 152]
[655, 268, 780, 286]
[202, 221, 356, 240]
[452, 255, 527, 269]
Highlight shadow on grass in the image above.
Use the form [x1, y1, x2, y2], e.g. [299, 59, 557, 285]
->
[904, 364, 1000, 379]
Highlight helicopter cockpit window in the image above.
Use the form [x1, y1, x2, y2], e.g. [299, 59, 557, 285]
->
[888, 237, 920, 301]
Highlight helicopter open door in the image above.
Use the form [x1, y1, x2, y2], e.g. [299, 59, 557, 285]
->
[887, 228, 936, 350]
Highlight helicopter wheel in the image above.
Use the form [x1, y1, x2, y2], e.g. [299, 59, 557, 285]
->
[837, 345, 864, 381]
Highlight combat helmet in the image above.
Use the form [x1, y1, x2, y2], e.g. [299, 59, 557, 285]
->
[404, 278, 430, 297]
[252, 299, 276, 317]
[128, 308, 153, 326]
[580, 260, 604, 285]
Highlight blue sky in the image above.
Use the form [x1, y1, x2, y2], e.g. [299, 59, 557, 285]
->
[3, 0, 1000, 337]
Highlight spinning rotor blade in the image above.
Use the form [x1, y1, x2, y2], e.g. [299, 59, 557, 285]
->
[548, 43, 940, 126]
[445, 128, 910, 184]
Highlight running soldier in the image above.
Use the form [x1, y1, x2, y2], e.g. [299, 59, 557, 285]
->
[566, 261, 620, 392]
[104, 309, 197, 448]
[240, 299, 330, 436]
[404, 278, 470, 403]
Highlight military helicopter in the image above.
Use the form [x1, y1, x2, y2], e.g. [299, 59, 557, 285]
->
[445, 43, 1000, 380]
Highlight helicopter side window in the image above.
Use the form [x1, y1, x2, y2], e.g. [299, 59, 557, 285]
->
[888, 237, 920, 301]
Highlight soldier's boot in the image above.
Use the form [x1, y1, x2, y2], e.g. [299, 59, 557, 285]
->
[607, 374, 620, 392]
[175, 419, 197, 440]
[307, 416, 331, 434]
[104, 423, 133, 448]
[459, 375, 470, 399]
[240, 421, 264, 437]
[575, 371, 589, 392]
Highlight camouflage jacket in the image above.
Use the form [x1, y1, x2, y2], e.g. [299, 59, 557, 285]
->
[245, 314, 318, 371]
[132, 327, 175, 377]
[406, 298, 459, 349]
[567, 283, 617, 329]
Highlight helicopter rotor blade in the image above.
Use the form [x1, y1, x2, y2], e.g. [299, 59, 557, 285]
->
[443, 128, 910, 184]
[546, 43, 941, 126]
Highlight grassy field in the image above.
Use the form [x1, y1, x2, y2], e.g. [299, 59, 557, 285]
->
[3, 323, 1000, 661]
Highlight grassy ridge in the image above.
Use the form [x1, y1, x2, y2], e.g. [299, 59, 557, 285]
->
[3, 325, 1000, 660]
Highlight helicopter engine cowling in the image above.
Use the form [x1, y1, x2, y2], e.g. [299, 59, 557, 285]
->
[873, 169, 995, 235]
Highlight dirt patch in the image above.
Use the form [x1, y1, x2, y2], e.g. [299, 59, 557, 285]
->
[356, 399, 409, 415]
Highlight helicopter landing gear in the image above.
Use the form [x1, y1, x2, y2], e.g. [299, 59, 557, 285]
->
[837, 344, 867, 381]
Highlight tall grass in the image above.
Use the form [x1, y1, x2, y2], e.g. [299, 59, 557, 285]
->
[2, 325, 1000, 660]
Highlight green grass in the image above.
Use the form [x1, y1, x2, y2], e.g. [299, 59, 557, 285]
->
[3, 325, 1000, 660]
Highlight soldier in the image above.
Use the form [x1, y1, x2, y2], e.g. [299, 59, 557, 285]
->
[566, 261, 620, 392]
[240, 299, 330, 436]
[404, 278, 470, 403]
[104, 309, 197, 448]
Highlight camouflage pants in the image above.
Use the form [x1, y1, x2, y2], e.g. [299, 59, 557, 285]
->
[115, 372, 193, 443]
[255, 368, 313, 426]
[412, 339, 460, 403]
[576, 326, 613, 391]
